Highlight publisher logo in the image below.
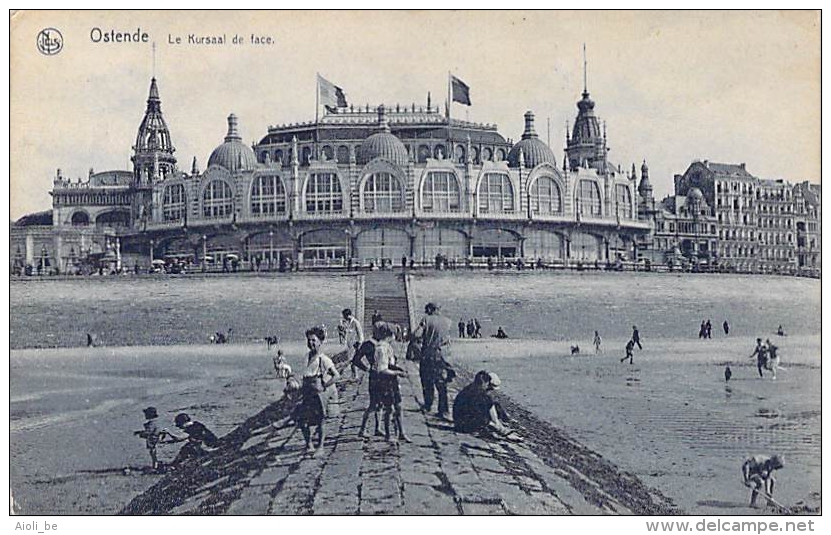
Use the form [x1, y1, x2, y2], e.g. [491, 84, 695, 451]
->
[37, 28, 63, 55]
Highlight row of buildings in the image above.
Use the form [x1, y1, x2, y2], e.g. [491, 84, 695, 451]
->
[10, 75, 820, 276]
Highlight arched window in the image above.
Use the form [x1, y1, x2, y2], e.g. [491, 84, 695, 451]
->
[421, 171, 461, 213]
[250, 175, 286, 216]
[336, 145, 349, 164]
[530, 175, 562, 215]
[615, 184, 633, 219]
[305, 173, 343, 214]
[478, 173, 514, 214]
[162, 184, 186, 222]
[203, 180, 234, 218]
[576, 179, 602, 217]
[71, 211, 89, 226]
[363, 172, 405, 213]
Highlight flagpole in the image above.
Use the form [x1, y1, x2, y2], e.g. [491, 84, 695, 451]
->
[447, 71, 451, 160]
[315, 73, 320, 160]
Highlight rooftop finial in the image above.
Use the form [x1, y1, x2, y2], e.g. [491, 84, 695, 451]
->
[225, 114, 241, 141]
[152, 41, 156, 79]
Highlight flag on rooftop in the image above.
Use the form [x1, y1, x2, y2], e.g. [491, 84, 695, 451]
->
[318, 74, 348, 111]
[450, 74, 471, 106]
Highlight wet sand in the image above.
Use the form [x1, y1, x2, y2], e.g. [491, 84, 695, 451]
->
[450, 335, 821, 515]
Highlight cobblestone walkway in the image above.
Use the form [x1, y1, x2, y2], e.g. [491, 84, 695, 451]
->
[126, 354, 639, 515]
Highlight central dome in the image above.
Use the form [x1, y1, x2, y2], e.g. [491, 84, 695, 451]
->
[358, 105, 409, 166]
[208, 114, 258, 173]
[507, 111, 556, 168]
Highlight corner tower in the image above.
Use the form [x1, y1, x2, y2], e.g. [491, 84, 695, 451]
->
[132, 78, 176, 186]
[565, 46, 608, 173]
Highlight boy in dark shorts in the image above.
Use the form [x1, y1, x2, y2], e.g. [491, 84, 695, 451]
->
[169, 413, 219, 465]
[353, 331, 381, 438]
[133, 406, 170, 471]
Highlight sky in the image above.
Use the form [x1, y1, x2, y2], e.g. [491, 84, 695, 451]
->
[9, 10, 820, 220]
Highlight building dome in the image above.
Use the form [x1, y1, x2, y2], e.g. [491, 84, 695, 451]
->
[208, 114, 258, 173]
[359, 105, 409, 166]
[507, 111, 556, 168]
[687, 187, 704, 201]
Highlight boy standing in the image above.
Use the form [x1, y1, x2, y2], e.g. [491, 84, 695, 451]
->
[134, 406, 169, 471]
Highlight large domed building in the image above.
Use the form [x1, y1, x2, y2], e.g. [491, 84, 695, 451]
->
[16, 74, 652, 273]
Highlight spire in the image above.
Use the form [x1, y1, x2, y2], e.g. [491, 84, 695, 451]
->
[583, 42, 588, 97]
[191, 156, 199, 175]
[225, 114, 241, 142]
[133, 77, 175, 185]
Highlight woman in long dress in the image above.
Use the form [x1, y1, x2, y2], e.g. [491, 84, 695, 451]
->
[296, 326, 340, 455]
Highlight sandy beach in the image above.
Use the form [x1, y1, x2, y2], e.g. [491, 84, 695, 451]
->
[9, 272, 821, 514]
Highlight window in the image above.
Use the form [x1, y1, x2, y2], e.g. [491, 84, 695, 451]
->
[615, 184, 632, 219]
[421, 171, 461, 212]
[576, 179, 602, 217]
[363, 172, 405, 213]
[305, 173, 343, 214]
[202, 180, 233, 218]
[478, 173, 514, 214]
[163, 184, 186, 222]
[530, 176, 562, 215]
[250, 175, 286, 216]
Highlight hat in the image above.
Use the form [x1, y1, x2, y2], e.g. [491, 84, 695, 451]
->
[142, 406, 158, 419]
[770, 454, 784, 469]
[174, 413, 191, 427]
[487, 372, 502, 388]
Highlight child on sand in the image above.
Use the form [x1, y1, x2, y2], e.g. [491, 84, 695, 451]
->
[168, 413, 219, 466]
[593, 331, 602, 354]
[620, 339, 635, 364]
[742, 454, 784, 508]
[133, 406, 170, 471]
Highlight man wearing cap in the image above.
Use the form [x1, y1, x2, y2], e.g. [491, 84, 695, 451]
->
[452, 371, 520, 441]
[412, 302, 454, 420]
[742, 454, 784, 507]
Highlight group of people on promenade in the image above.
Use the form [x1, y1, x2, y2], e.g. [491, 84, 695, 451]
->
[275, 300, 521, 456]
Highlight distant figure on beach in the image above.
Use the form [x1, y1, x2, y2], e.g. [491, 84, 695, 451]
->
[749, 338, 768, 378]
[273, 350, 292, 379]
[466, 319, 476, 338]
[86, 333, 97, 347]
[297, 326, 341, 455]
[777, 325, 786, 336]
[265, 335, 280, 350]
[336, 321, 347, 344]
[492, 327, 508, 339]
[473, 318, 482, 338]
[632, 326, 642, 349]
[458, 318, 466, 338]
[453, 371, 521, 442]
[210, 328, 233, 344]
[133, 406, 170, 472]
[570, 345, 580, 355]
[593, 331, 602, 354]
[412, 302, 454, 421]
[342, 308, 364, 380]
[765, 339, 780, 380]
[169, 413, 219, 466]
[699, 321, 707, 339]
[723, 320, 730, 336]
[705, 319, 713, 339]
[742, 454, 784, 508]
[620, 339, 635, 364]
[724, 365, 732, 382]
